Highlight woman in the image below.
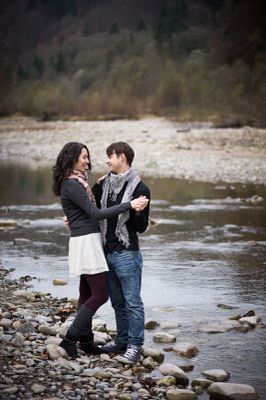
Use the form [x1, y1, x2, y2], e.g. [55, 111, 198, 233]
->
[52, 142, 147, 358]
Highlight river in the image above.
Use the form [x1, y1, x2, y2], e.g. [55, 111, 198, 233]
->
[0, 161, 265, 398]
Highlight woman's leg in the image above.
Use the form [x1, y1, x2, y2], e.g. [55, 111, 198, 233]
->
[78, 274, 92, 310]
[60, 272, 108, 356]
[82, 272, 109, 311]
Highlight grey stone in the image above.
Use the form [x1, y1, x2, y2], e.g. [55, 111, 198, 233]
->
[142, 356, 157, 369]
[166, 388, 197, 400]
[239, 316, 260, 327]
[0, 318, 13, 329]
[13, 238, 33, 246]
[172, 342, 199, 357]
[142, 346, 164, 363]
[202, 369, 230, 382]
[46, 344, 67, 360]
[159, 363, 189, 386]
[153, 332, 176, 343]
[31, 383, 46, 394]
[0, 219, 17, 228]
[145, 318, 159, 330]
[192, 378, 212, 388]
[38, 325, 56, 335]
[16, 322, 36, 334]
[11, 333, 25, 347]
[208, 382, 258, 399]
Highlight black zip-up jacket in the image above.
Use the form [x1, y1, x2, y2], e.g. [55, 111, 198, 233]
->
[61, 179, 131, 237]
[92, 179, 150, 253]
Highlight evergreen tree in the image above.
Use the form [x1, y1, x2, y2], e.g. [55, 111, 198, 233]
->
[56, 51, 66, 72]
[33, 56, 45, 78]
[137, 17, 146, 31]
[109, 22, 120, 35]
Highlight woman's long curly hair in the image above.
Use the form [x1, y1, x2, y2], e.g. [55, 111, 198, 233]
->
[52, 142, 91, 196]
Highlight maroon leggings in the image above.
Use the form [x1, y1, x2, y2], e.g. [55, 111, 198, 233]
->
[78, 272, 109, 311]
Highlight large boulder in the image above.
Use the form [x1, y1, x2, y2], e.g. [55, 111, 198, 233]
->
[208, 382, 258, 400]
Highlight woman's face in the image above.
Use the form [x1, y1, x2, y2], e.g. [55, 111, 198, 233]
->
[73, 147, 89, 172]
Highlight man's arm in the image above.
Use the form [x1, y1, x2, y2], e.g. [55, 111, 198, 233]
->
[92, 179, 104, 208]
[133, 183, 150, 233]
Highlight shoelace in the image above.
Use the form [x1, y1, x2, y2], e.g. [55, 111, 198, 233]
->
[124, 347, 138, 357]
[104, 342, 117, 349]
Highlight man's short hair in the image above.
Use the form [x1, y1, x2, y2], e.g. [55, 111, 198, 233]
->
[106, 142, 135, 166]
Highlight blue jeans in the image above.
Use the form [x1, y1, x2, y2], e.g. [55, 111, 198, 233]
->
[105, 250, 145, 346]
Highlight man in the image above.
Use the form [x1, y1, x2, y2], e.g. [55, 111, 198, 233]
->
[92, 142, 150, 363]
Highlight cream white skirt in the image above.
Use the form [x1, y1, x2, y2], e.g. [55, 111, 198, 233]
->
[68, 232, 108, 278]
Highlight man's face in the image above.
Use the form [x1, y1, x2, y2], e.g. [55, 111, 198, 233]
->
[106, 151, 123, 174]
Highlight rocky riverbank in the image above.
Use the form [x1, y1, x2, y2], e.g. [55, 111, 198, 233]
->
[0, 117, 265, 185]
[0, 267, 263, 400]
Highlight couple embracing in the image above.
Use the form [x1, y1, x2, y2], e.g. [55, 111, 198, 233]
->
[52, 141, 150, 364]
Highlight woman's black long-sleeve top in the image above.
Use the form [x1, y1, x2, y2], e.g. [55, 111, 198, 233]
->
[61, 179, 131, 237]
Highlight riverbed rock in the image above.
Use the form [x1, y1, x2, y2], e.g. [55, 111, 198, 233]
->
[208, 382, 258, 399]
[31, 383, 46, 394]
[239, 316, 260, 327]
[13, 238, 33, 245]
[145, 318, 159, 330]
[202, 369, 230, 382]
[13, 289, 35, 299]
[0, 219, 17, 228]
[159, 363, 189, 386]
[46, 344, 67, 360]
[192, 378, 213, 388]
[0, 318, 13, 329]
[199, 320, 239, 333]
[217, 304, 238, 310]
[45, 337, 62, 345]
[153, 332, 176, 343]
[52, 279, 68, 286]
[11, 332, 25, 347]
[142, 345, 164, 363]
[142, 356, 157, 369]
[157, 376, 177, 386]
[172, 342, 199, 357]
[166, 388, 197, 400]
[38, 324, 57, 335]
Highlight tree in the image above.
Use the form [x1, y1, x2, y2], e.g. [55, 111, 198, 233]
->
[137, 17, 146, 31]
[109, 22, 120, 35]
[33, 56, 45, 78]
[56, 51, 66, 72]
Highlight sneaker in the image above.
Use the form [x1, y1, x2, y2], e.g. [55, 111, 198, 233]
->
[101, 341, 127, 354]
[118, 344, 141, 364]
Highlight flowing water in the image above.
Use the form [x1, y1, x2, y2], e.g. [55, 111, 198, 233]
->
[0, 161, 266, 398]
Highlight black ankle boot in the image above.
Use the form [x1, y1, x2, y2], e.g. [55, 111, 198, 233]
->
[59, 333, 78, 358]
[79, 333, 102, 355]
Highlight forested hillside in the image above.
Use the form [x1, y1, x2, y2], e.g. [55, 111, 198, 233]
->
[0, 0, 265, 126]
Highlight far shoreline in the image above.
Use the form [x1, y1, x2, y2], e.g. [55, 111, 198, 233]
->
[0, 117, 265, 186]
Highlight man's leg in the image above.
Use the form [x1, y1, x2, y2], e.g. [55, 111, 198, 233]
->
[101, 252, 128, 354]
[113, 251, 144, 346]
[112, 250, 144, 363]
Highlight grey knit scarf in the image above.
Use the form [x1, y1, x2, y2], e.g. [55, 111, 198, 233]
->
[100, 166, 141, 248]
